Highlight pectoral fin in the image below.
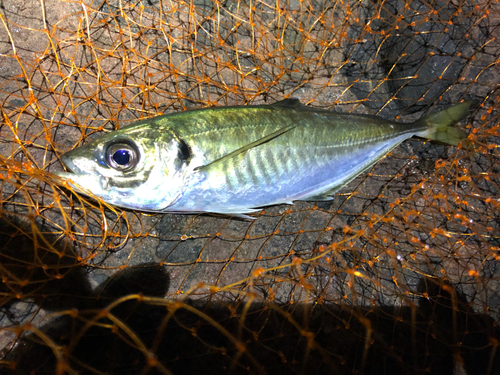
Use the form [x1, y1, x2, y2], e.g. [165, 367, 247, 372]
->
[195, 123, 297, 173]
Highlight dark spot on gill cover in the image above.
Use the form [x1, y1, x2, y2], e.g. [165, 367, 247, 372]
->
[174, 138, 192, 171]
[177, 138, 191, 161]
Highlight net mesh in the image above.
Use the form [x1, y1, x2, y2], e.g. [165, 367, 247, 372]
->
[0, 0, 499, 373]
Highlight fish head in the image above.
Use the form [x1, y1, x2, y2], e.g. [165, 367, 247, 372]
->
[57, 125, 190, 211]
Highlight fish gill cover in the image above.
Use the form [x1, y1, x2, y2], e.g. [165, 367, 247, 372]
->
[0, 0, 499, 373]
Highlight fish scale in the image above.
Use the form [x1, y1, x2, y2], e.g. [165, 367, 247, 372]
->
[56, 99, 475, 218]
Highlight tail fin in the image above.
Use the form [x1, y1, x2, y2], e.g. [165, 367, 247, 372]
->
[415, 101, 477, 146]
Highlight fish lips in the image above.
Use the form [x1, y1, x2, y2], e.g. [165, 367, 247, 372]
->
[59, 154, 77, 174]
[56, 154, 83, 181]
[55, 154, 108, 194]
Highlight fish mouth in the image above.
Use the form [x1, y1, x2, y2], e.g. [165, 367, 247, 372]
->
[55, 155, 108, 197]
[54, 154, 78, 180]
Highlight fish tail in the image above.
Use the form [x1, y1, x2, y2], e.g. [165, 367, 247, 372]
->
[415, 101, 478, 147]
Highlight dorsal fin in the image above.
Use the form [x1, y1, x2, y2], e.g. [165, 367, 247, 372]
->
[270, 98, 304, 109]
[195, 123, 297, 173]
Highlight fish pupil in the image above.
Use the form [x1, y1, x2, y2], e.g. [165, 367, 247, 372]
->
[106, 141, 139, 170]
[112, 149, 130, 166]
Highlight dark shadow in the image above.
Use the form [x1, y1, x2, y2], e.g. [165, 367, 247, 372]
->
[0, 217, 92, 315]
[1, 260, 170, 374]
[2, 254, 498, 375]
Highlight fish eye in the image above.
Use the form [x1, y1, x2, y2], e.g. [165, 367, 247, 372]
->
[106, 142, 139, 171]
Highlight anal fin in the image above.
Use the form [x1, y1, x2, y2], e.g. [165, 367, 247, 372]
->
[301, 188, 337, 201]
[209, 207, 262, 220]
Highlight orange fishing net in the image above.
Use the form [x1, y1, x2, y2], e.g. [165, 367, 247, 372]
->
[0, 0, 499, 373]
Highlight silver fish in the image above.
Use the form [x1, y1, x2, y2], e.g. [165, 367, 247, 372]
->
[56, 99, 473, 218]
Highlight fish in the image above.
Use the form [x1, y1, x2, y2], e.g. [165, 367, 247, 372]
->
[56, 99, 474, 219]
